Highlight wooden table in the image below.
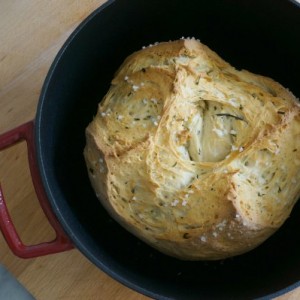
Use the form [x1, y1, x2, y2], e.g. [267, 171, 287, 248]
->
[0, 1, 299, 299]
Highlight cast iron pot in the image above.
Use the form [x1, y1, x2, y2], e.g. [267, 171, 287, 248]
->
[0, 0, 300, 299]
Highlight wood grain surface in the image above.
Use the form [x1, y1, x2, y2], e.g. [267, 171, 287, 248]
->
[0, 1, 299, 299]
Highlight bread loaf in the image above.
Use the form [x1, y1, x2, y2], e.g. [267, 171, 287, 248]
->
[84, 39, 300, 260]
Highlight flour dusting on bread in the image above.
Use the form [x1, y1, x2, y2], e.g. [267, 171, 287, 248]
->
[84, 39, 300, 260]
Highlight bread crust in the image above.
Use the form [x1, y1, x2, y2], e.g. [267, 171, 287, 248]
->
[84, 39, 300, 260]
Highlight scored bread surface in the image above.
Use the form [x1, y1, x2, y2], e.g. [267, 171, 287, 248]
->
[84, 39, 300, 260]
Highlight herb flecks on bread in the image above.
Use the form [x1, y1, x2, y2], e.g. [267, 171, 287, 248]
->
[84, 39, 300, 260]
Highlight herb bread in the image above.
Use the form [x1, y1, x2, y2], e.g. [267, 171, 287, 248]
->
[84, 39, 300, 260]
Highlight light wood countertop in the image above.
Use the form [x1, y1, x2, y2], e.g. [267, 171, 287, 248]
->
[0, 1, 299, 299]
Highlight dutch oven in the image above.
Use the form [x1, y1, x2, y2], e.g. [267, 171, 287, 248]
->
[0, 0, 300, 299]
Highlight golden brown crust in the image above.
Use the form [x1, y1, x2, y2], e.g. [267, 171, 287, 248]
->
[84, 39, 300, 260]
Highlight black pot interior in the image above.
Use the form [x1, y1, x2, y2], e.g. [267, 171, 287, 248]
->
[36, 0, 300, 299]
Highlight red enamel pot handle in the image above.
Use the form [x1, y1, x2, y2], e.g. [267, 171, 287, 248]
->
[0, 121, 74, 258]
